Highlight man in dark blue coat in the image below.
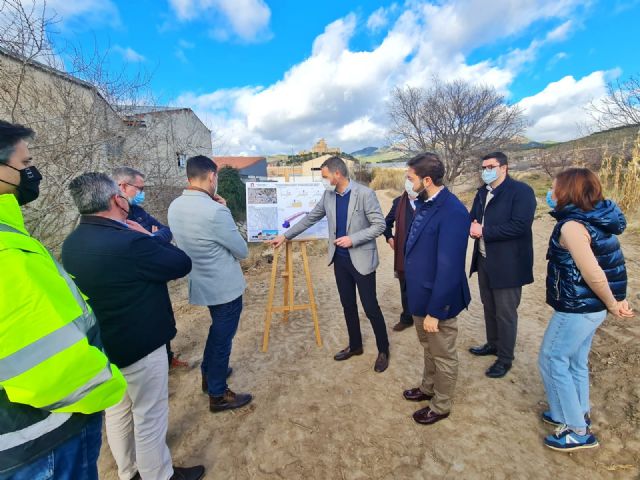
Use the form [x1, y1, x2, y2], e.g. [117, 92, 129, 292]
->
[468, 152, 537, 378]
[112, 166, 189, 370]
[402, 153, 471, 426]
[62, 172, 204, 480]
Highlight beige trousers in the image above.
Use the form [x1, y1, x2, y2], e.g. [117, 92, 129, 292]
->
[413, 316, 459, 414]
[105, 346, 174, 480]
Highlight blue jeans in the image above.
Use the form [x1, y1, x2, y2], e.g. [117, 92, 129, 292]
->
[538, 310, 606, 430]
[203, 296, 243, 396]
[6, 415, 102, 480]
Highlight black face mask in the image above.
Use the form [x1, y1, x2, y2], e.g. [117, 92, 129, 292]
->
[0, 164, 42, 205]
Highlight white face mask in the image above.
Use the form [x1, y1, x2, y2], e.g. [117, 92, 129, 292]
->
[322, 178, 336, 192]
[405, 178, 419, 197]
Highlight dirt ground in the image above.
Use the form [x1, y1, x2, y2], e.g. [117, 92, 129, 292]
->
[98, 190, 640, 480]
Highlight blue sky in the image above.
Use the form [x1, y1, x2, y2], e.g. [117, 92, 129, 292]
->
[43, 0, 640, 154]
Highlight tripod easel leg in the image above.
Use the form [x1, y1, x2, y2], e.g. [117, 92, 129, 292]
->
[262, 245, 281, 352]
[301, 242, 322, 347]
[282, 242, 291, 322]
[287, 241, 294, 319]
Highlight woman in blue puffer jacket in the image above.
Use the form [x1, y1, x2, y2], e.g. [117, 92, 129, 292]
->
[539, 167, 634, 452]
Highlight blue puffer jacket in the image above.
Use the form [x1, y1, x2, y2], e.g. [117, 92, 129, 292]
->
[546, 200, 627, 313]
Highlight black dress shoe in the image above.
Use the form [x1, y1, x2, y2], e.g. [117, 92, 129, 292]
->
[374, 352, 389, 372]
[485, 361, 512, 378]
[392, 321, 413, 332]
[334, 347, 364, 361]
[171, 465, 205, 480]
[469, 343, 498, 356]
[209, 388, 253, 412]
[413, 406, 450, 425]
[403, 387, 433, 402]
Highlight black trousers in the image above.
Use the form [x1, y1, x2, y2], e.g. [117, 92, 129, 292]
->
[333, 254, 389, 354]
[398, 276, 413, 325]
[477, 255, 522, 364]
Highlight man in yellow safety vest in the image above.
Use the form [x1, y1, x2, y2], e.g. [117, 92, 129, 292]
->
[0, 120, 127, 479]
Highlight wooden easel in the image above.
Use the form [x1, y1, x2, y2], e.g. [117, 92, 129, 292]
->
[262, 241, 322, 352]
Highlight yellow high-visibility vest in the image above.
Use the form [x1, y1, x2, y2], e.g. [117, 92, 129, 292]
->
[0, 193, 126, 415]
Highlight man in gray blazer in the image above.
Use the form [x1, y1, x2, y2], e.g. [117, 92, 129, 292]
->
[271, 156, 390, 372]
[168, 156, 252, 412]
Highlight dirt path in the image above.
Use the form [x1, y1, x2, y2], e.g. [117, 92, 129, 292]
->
[98, 190, 640, 479]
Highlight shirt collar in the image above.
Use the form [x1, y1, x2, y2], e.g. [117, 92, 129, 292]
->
[336, 180, 351, 197]
[426, 186, 444, 202]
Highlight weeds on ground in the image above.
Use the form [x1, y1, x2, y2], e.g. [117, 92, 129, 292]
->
[600, 136, 640, 217]
[370, 168, 406, 193]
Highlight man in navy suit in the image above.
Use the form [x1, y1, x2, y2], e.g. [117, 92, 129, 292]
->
[402, 153, 471, 426]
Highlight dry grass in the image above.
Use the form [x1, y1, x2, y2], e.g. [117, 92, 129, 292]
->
[241, 240, 327, 272]
[370, 168, 406, 193]
[600, 135, 640, 216]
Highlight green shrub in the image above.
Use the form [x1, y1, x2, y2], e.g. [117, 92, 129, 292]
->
[217, 166, 246, 220]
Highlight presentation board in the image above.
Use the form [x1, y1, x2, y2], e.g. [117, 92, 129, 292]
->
[246, 182, 328, 242]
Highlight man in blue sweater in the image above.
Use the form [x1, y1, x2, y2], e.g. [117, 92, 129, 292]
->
[271, 157, 390, 372]
[113, 166, 189, 370]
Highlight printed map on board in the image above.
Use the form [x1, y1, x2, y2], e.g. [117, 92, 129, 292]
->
[246, 182, 329, 242]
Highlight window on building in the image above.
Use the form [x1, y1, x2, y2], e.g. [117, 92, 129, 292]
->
[177, 152, 187, 168]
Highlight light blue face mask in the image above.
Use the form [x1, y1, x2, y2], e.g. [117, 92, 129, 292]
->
[481, 167, 499, 185]
[546, 190, 557, 209]
[131, 191, 145, 206]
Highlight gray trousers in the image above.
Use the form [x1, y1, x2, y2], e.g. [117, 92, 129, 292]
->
[477, 255, 522, 364]
[413, 316, 459, 415]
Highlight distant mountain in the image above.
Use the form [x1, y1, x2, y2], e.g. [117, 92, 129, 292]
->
[350, 146, 379, 157]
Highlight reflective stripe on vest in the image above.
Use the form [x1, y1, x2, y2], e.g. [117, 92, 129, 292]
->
[0, 412, 72, 452]
[42, 363, 113, 411]
[0, 222, 106, 410]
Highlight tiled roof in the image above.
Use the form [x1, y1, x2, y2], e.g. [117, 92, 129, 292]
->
[213, 156, 266, 169]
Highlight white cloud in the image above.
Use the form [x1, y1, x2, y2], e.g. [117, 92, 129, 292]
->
[518, 71, 615, 141]
[173, 0, 591, 153]
[113, 46, 146, 63]
[32, 0, 120, 27]
[545, 20, 573, 42]
[168, 0, 271, 42]
[366, 6, 392, 32]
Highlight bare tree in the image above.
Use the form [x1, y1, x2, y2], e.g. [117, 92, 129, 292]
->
[588, 75, 640, 130]
[388, 78, 526, 183]
[0, 1, 148, 248]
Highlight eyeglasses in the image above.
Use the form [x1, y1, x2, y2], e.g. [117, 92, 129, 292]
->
[125, 182, 144, 192]
[481, 164, 501, 171]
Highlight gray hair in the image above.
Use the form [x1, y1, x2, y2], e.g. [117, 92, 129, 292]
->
[112, 166, 145, 184]
[69, 172, 120, 214]
[320, 156, 349, 177]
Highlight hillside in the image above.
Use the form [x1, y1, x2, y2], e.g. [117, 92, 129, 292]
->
[351, 145, 409, 164]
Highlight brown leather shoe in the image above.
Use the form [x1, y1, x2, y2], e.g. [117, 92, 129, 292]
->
[403, 387, 433, 402]
[392, 322, 413, 332]
[413, 406, 450, 425]
[209, 388, 252, 412]
[334, 347, 364, 361]
[374, 352, 389, 373]
[170, 465, 205, 480]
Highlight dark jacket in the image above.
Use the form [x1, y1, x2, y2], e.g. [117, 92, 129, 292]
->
[61, 216, 192, 368]
[404, 188, 471, 319]
[469, 175, 537, 289]
[128, 204, 173, 243]
[384, 193, 416, 276]
[546, 200, 627, 313]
